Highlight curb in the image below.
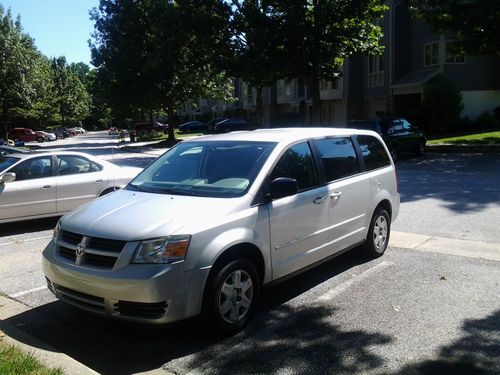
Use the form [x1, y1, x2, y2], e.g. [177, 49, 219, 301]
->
[427, 144, 500, 153]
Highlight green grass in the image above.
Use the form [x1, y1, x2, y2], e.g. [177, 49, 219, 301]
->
[428, 131, 500, 145]
[0, 340, 63, 375]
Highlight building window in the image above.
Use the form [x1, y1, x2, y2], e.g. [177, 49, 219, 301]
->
[424, 42, 439, 67]
[368, 55, 384, 87]
[445, 41, 466, 64]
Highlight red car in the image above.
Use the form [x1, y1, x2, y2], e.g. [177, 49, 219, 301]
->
[8, 128, 45, 143]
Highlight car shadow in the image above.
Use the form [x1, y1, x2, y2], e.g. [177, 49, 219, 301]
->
[4, 248, 387, 375]
[0, 217, 59, 237]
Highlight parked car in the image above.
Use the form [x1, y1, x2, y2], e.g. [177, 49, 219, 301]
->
[35, 130, 57, 142]
[8, 128, 44, 143]
[134, 121, 166, 135]
[0, 151, 141, 223]
[42, 128, 399, 335]
[0, 145, 33, 156]
[178, 120, 209, 133]
[65, 128, 78, 136]
[346, 118, 426, 161]
[47, 128, 69, 139]
[214, 118, 255, 133]
[74, 127, 86, 133]
[108, 127, 119, 135]
[208, 117, 227, 133]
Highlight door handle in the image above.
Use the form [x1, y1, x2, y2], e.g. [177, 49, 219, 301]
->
[41, 185, 52, 190]
[95, 179, 104, 183]
[313, 196, 327, 204]
[330, 191, 342, 200]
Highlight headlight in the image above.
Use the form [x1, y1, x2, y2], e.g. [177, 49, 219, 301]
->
[132, 235, 191, 264]
[53, 221, 61, 243]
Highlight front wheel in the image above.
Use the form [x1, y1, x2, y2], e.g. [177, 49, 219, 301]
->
[202, 258, 260, 336]
[364, 209, 391, 258]
[37, 137, 45, 143]
[417, 141, 426, 156]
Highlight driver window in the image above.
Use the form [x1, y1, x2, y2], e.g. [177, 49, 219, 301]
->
[11, 157, 52, 181]
[270, 142, 317, 191]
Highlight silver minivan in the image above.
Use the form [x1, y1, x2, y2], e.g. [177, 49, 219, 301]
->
[43, 128, 399, 334]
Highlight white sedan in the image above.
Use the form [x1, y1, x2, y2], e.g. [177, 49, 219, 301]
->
[0, 151, 142, 223]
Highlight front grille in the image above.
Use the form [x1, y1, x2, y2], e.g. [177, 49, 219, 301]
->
[117, 301, 168, 319]
[56, 230, 126, 269]
[61, 230, 83, 245]
[55, 284, 105, 313]
[88, 237, 126, 253]
[58, 246, 76, 261]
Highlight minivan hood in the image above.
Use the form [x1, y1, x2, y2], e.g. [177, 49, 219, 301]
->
[61, 189, 244, 241]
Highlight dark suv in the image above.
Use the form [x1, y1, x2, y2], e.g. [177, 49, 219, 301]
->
[346, 118, 426, 161]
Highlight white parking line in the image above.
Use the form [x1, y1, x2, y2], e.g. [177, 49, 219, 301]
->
[9, 285, 47, 298]
[318, 260, 393, 301]
[0, 235, 52, 247]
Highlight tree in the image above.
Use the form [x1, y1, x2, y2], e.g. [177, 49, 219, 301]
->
[410, 0, 500, 56]
[421, 74, 463, 134]
[0, 6, 39, 139]
[52, 57, 91, 125]
[90, 0, 233, 140]
[274, 0, 387, 124]
[227, 1, 287, 128]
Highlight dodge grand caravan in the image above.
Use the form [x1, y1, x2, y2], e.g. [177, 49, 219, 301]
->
[43, 128, 399, 334]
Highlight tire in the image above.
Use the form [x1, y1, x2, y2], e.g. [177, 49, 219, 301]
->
[417, 141, 426, 156]
[389, 147, 398, 163]
[37, 137, 44, 143]
[99, 187, 119, 197]
[364, 209, 391, 258]
[224, 127, 230, 133]
[202, 258, 260, 336]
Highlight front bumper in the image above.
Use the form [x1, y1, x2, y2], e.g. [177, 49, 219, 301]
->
[42, 241, 210, 324]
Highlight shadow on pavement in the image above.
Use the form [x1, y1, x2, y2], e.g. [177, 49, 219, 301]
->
[396, 153, 500, 214]
[386, 309, 500, 375]
[0, 217, 59, 237]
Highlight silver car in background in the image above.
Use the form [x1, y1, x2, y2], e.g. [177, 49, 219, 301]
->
[0, 151, 141, 223]
[43, 128, 399, 335]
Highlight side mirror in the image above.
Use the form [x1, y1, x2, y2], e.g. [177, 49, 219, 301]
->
[270, 177, 298, 200]
[1, 172, 16, 183]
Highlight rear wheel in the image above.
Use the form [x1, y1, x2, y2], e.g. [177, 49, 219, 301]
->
[202, 258, 260, 336]
[364, 209, 391, 258]
[389, 147, 398, 162]
[417, 141, 426, 156]
[37, 137, 44, 143]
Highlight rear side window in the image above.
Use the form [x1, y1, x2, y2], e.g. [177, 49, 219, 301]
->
[356, 135, 391, 170]
[314, 137, 360, 182]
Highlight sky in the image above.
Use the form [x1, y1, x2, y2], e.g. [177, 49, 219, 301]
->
[1, 0, 99, 66]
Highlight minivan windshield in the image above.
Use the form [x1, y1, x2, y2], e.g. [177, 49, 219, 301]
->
[127, 140, 276, 198]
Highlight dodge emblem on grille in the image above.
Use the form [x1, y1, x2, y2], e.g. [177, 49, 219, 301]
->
[76, 243, 86, 256]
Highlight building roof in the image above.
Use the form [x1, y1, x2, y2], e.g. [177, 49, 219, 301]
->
[391, 68, 440, 89]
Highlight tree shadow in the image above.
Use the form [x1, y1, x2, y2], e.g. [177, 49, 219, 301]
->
[396, 153, 500, 213]
[387, 309, 500, 375]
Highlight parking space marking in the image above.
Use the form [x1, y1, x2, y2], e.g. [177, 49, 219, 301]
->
[9, 285, 47, 298]
[0, 235, 52, 247]
[318, 260, 393, 301]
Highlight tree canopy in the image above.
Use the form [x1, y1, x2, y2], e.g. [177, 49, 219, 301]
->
[410, 0, 500, 56]
[90, 0, 233, 139]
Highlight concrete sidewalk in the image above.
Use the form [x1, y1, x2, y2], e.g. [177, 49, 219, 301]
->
[1, 231, 499, 374]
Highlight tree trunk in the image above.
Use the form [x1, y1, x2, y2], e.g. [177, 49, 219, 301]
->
[167, 108, 176, 141]
[2, 107, 8, 142]
[311, 76, 322, 125]
[256, 86, 266, 128]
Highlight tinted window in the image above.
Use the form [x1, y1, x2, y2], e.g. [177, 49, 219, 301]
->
[11, 157, 52, 180]
[271, 142, 317, 191]
[0, 156, 20, 172]
[314, 137, 360, 182]
[357, 135, 391, 170]
[388, 119, 411, 134]
[57, 155, 101, 175]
